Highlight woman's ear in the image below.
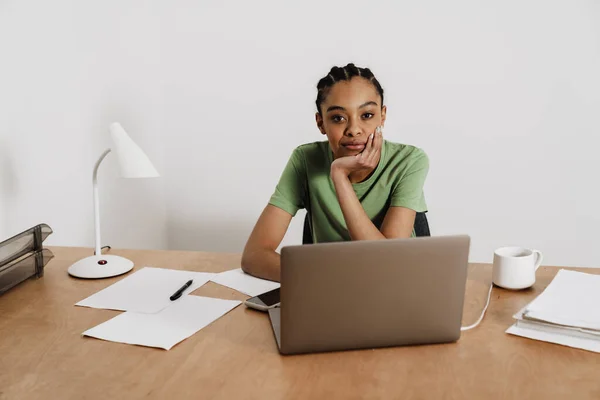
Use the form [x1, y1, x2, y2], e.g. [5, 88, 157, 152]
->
[381, 105, 387, 127]
[315, 112, 326, 135]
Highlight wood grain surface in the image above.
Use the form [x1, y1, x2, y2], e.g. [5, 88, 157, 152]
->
[1, 247, 599, 400]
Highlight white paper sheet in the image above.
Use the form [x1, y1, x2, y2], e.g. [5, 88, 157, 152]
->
[506, 322, 600, 353]
[210, 268, 279, 297]
[76, 267, 215, 313]
[83, 296, 241, 350]
[523, 269, 600, 331]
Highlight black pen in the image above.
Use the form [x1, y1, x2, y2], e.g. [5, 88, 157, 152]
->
[170, 279, 193, 301]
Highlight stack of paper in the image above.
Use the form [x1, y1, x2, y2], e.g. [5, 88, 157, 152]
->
[506, 269, 600, 353]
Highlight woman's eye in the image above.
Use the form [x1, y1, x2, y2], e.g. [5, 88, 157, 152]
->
[331, 115, 346, 123]
[362, 113, 374, 119]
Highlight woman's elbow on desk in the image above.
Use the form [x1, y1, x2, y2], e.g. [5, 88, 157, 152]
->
[240, 252, 254, 275]
[241, 248, 281, 282]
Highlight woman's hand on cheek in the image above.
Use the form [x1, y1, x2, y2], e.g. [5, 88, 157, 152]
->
[331, 126, 383, 178]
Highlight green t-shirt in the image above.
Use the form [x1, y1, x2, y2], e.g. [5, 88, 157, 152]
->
[269, 140, 429, 243]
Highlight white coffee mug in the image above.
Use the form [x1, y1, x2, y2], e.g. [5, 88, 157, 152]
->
[492, 247, 543, 290]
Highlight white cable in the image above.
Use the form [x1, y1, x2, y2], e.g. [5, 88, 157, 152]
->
[461, 282, 493, 331]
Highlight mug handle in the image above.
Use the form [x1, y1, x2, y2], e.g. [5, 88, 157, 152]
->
[532, 250, 543, 271]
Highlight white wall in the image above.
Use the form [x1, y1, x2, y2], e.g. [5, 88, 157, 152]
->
[1, 1, 599, 267]
[0, 1, 168, 250]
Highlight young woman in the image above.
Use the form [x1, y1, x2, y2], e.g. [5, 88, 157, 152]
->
[242, 63, 429, 282]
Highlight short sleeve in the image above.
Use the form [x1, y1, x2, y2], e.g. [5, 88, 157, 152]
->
[268, 148, 306, 216]
[390, 150, 429, 212]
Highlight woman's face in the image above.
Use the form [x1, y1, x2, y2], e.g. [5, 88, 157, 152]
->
[316, 77, 386, 160]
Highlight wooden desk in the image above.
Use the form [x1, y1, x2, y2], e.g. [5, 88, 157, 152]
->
[1, 247, 599, 400]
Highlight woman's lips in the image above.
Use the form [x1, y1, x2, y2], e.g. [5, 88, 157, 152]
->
[343, 143, 366, 151]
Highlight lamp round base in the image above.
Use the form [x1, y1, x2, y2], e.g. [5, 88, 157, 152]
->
[68, 255, 134, 279]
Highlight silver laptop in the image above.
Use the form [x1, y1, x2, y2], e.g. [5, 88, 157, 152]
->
[268, 235, 470, 355]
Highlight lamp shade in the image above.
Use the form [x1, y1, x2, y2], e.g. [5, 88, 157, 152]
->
[109, 122, 160, 178]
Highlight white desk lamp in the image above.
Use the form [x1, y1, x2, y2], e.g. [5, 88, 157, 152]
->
[68, 122, 159, 279]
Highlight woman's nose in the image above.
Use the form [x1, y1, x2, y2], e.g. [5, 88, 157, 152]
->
[345, 118, 363, 137]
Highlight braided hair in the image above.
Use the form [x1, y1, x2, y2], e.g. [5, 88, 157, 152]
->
[315, 63, 384, 114]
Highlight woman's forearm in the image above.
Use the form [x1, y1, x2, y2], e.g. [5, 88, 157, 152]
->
[331, 170, 386, 241]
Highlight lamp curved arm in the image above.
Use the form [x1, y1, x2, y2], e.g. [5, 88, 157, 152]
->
[93, 149, 111, 256]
